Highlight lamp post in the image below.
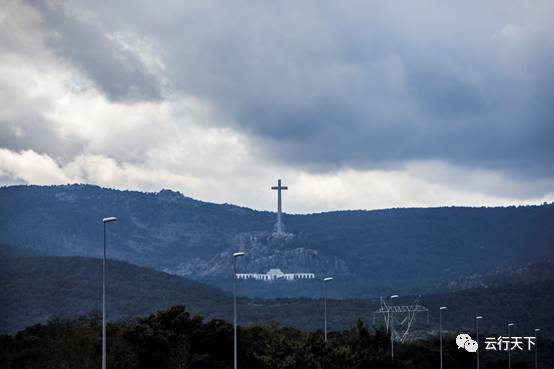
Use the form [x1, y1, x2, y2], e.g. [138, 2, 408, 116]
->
[534, 328, 540, 369]
[508, 323, 515, 369]
[476, 316, 483, 369]
[323, 277, 333, 342]
[232, 251, 245, 369]
[101, 216, 117, 369]
[439, 306, 447, 369]
[390, 295, 399, 358]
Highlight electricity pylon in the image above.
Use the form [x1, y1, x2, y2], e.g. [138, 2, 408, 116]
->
[373, 296, 429, 342]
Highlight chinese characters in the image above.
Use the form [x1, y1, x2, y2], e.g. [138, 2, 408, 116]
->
[484, 336, 536, 351]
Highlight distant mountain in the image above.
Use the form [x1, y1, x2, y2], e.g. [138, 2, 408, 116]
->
[2, 255, 554, 339]
[1, 184, 553, 297]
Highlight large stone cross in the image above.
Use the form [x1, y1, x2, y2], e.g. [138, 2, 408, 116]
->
[271, 179, 288, 234]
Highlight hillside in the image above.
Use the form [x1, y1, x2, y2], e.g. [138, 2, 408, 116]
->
[2, 255, 554, 338]
[0, 255, 230, 334]
[1, 184, 553, 297]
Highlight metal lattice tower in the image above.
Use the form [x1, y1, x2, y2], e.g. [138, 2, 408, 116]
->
[373, 296, 430, 342]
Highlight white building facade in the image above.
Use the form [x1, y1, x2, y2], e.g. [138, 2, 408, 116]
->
[236, 268, 315, 281]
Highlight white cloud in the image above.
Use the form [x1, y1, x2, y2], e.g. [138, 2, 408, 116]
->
[285, 166, 554, 213]
[0, 148, 70, 184]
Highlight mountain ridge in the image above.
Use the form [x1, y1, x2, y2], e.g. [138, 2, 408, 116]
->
[1, 184, 553, 298]
[4, 183, 551, 214]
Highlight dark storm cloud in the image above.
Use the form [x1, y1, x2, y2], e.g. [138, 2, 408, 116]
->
[29, 0, 164, 102]
[406, 62, 486, 116]
[28, 0, 554, 179]
[239, 58, 551, 179]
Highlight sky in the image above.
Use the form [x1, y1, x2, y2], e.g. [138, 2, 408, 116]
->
[0, 0, 553, 213]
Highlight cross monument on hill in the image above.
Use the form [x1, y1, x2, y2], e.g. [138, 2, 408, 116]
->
[271, 179, 288, 235]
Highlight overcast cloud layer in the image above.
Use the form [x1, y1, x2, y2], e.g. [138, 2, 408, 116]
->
[0, 0, 553, 212]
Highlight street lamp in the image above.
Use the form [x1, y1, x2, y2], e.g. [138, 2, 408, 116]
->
[439, 306, 447, 369]
[390, 295, 399, 358]
[323, 277, 333, 342]
[101, 216, 117, 369]
[232, 251, 245, 369]
[508, 323, 515, 369]
[534, 328, 540, 369]
[476, 316, 483, 369]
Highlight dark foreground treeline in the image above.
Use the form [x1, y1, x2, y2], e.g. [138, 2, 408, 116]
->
[1, 305, 545, 369]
